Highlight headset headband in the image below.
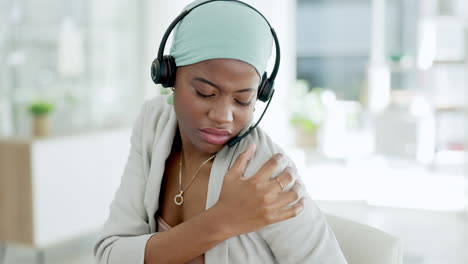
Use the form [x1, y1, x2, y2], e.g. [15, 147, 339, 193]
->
[157, 0, 280, 82]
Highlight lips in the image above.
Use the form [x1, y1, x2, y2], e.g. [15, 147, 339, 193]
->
[200, 128, 232, 145]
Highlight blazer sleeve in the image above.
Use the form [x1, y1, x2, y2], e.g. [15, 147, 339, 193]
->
[252, 149, 348, 263]
[94, 101, 153, 264]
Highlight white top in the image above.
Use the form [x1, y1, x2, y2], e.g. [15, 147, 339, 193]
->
[94, 95, 348, 264]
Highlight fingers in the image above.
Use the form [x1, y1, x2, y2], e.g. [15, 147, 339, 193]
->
[228, 143, 256, 177]
[275, 182, 304, 208]
[263, 196, 305, 225]
[271, 167, 295, 192]
[279, 197, 305, 220]
[250, 153, 284, 182]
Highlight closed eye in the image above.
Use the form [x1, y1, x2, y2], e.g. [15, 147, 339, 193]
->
[235, 99, 252, 107]
[196, 90, 214, 98]
[196, 89, 252, 107]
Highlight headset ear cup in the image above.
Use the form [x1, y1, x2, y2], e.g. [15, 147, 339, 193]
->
[257, 72, 268, 101]
[151, 58, 162, 85]
[165, 55, 177, 88]
[260, 79, 274, 102]
[151, 56, 176, 88]
[257, 73, 274, 102]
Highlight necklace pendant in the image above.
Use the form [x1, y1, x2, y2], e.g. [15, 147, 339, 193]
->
[174, 191, 184, 206]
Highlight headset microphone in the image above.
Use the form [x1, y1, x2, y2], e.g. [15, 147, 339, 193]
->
[226, 90, 275, 147]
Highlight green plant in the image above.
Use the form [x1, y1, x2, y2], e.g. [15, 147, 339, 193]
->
[28, 100, 54, 116]
[160, 86, 171, 95]
[290, 112, 319, 134]
[390, 53, 404, 62]
[290, 80, 330, 134]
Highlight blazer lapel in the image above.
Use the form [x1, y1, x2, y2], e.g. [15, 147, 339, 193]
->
[204, 146, 233, 264]
[144, 106, 178, 232]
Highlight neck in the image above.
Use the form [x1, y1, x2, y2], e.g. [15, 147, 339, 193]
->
[173, 128, 216, 169]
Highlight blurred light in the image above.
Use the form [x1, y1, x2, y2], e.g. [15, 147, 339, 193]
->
[57, 17, 85, 77]
[366, 170, 466, 211]
[417, 19, 436, 70]
[302, 157, 467, 212]
[435, 150, 467, 165]
[320, 101, 372, 159]
[366, 64, 391, 113]
[6, 50, 26, 66]
[409, 96, 431, 117]
[410, 96, 435, 164]
[321, 90, 336, 107]
[9, 2, 23, 23]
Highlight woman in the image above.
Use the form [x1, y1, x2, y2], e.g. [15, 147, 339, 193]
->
[94, 1, 347, 263]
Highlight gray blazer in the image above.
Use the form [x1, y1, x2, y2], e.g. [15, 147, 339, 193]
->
[94, 96, 347, 264]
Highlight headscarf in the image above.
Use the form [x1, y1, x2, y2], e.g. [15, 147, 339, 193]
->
[169, 0, 273, 76]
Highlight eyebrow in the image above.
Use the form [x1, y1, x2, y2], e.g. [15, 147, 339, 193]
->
[193, 77, 255, 93]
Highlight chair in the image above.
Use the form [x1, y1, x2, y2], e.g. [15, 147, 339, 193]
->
[326, 214, 403, 264]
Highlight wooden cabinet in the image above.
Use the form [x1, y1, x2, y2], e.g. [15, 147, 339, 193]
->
[0, 128, 131, 248]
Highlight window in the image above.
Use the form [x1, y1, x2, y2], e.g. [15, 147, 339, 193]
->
[0, 0, 144, 137]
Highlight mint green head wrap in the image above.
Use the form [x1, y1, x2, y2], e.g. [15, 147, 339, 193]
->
[169, 0, 273, 76]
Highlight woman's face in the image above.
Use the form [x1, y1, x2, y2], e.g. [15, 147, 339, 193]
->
[173, 58, 260, 154]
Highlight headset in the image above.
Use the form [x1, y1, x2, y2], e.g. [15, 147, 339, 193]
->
[151, 0, 281, 147]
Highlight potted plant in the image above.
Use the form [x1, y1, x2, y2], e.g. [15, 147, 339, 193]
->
[290, 112, 320, 149]
[28, 100, 54, 137]
[290, 80, 330, 150]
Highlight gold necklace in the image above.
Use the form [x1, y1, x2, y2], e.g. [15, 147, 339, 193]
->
[174, 149, 216, 206]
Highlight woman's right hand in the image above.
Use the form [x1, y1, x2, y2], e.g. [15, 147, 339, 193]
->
[212, 143, 305, 237]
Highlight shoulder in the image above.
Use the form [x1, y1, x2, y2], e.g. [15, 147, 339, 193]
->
[246, 126, 285, 157]
[234, 127, 292, 180]
[135, 95, 176, 132]
[131, 95, 177, 151]
[140, 95, 174, 122]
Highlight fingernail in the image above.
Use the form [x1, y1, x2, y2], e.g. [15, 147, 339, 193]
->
[250, 143, 256, 153]
[287, 166, 297, 175]
[275, 153, 285, 164]
[246, 144, 256, 161]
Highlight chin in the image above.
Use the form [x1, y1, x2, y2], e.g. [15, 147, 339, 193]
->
[198, 141, 226, 154]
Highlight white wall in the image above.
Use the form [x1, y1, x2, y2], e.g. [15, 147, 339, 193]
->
[142, 0, 192, 100]
[142, 0, 297, 149]
[247, 0, 297, 149]
[465, 30, 468, 221]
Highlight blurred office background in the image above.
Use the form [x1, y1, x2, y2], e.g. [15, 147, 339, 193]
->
[0, 0, 467, 263]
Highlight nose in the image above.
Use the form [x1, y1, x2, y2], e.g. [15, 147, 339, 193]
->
[208, 98, 233, 124]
